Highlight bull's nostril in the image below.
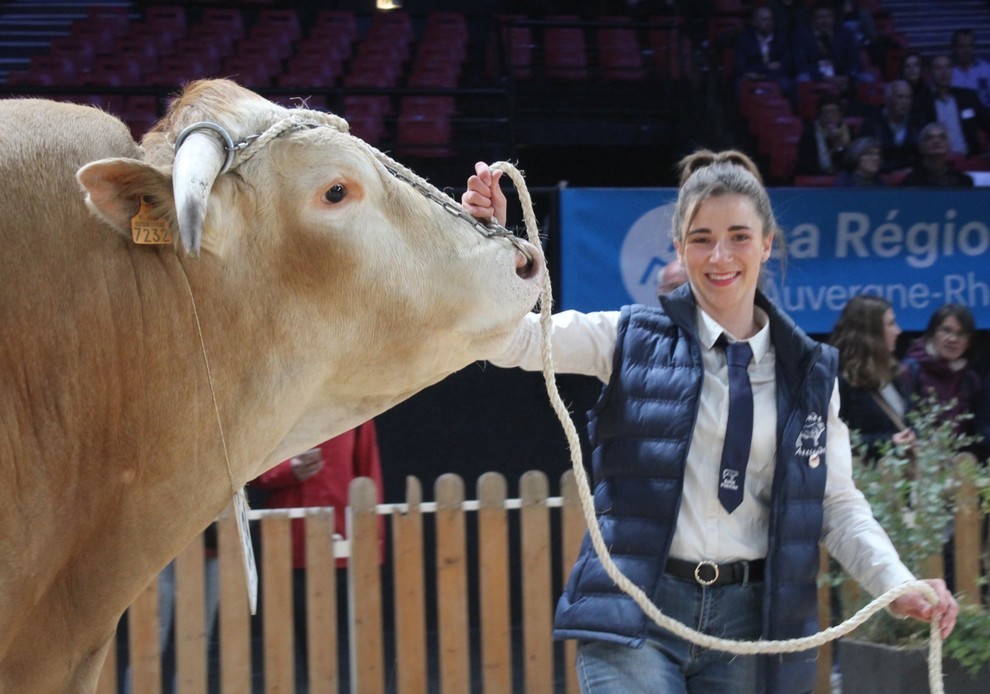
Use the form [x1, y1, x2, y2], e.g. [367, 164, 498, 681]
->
[515, 249, 538, 279]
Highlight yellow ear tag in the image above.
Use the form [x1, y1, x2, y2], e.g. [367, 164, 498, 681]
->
[131, 197, 173, 245]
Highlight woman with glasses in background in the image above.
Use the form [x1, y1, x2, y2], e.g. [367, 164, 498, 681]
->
[902, 304, 983, 449]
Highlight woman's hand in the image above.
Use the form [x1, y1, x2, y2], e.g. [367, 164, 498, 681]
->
[890, 578, 958, 639]
[890, 429, 918, 448]
[892, 428, 916, 447]
[461, 161, 507, 226]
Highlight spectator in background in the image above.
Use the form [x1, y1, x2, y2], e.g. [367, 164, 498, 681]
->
[899, 122, 974, 187]
[901, 51, 931, 117]
[916, 54, 990, 157]
[901, 304, 984, 591]
[253, 422, 385, 692]
[861, 80, 924, 172]
[829, 295, 915, 462]
[950, 28, 990, 109]
[901, 304, 983, 441]
[837, 0, 881, 66]
[734, 5, 794, 99]
[793, 1, 866, 97]
[797, 93, 852, 175]
[833, 136, 886, 186]
[656, 258, 687, 297]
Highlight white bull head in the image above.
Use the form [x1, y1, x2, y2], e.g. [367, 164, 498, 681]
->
[75, 78, 545, 468]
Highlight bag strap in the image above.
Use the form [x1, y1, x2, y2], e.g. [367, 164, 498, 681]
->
[869, 389, 907, 431]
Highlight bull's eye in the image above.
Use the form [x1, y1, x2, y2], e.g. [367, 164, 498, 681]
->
[324, 184, 347, 204]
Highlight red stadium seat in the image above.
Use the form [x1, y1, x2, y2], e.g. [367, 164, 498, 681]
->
[757, 115, 803, 157]
[648, 20, 691, 80]
[598, 24, 645, 81]
[738, 80, 785, 122]
[748, 96, 793, 137]
[142, 5, 186, 33]
[344, 95, 393, 118]
[221, 56, 277, 87]
[504, 22, 535, 78]
[200, 7, 246, 39]
[396, 113, 453, 157]
[256, 8, 302, 42]
[544, 18, 587, 80]
[856, 80, 887, 108]
[793, 174, 838, 187]
[312, 10, 358, 44]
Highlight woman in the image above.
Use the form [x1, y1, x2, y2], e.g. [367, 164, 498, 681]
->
[832, 136, 886, 187]
[462, 151, 956, 694]
[900, 51, 931, 122]
[829, 295, 914, 460]
[902, 304, 983, 435]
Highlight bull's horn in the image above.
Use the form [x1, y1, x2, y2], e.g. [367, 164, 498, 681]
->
[172, 123, 233, 257]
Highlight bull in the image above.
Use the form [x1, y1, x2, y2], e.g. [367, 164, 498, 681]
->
[0, 79, 543, 691]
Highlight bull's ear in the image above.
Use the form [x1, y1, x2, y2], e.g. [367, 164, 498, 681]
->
[77, 158, 174, 242]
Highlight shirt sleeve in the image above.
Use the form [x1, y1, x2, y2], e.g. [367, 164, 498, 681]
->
[822, 379, 916, 597]
[488, 310, 620, 383]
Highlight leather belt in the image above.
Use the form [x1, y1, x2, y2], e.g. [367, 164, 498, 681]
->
[664, 557, 765, 587]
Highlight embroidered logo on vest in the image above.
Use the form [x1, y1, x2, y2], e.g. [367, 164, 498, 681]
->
[795, 413, 826, 457]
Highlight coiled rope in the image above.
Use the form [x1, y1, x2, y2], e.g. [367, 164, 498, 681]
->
[488, 161, 946, 694]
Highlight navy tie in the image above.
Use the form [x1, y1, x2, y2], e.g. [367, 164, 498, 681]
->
[718, 339, 754, 514]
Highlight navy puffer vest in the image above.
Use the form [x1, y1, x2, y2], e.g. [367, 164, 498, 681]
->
[553, 288, 838, 694]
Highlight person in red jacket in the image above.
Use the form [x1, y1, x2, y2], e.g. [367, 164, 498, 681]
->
[255, 421, 384, 568]
[253, 421, 385, 690]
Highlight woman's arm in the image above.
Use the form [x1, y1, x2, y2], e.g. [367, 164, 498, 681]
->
[490, 310, 620, 383]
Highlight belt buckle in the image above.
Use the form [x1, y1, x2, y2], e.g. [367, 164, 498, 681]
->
[694, 560, 719, 586]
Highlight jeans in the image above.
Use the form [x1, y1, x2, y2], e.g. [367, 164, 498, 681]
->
[577, 573, 762, 693]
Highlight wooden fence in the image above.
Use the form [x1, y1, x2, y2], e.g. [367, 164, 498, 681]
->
[97, 467, 987, 693]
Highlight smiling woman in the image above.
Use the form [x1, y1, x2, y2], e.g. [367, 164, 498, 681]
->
[901, 303, 983, 442]
[461, 149, 959, 694]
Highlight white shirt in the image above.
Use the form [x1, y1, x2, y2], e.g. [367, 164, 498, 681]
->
[951, 60, 990, 107]
[492, 308, 915, 598]
[935, 95, 970, 154]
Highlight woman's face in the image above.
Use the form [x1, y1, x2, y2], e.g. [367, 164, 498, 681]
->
[903, 55, 922, 82]
[857, 147, 882, 176]
[882, 308, 901, 354]
[931, 315, 971, 361]
[675, 193, 772, 331]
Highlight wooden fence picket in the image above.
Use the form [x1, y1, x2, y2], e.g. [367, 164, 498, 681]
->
[478, 472, 512, 693]
[954, 468, 982, 606]
[217, 507, 251, 694]
[349, 477, 385, 694]
[174, 533, 207, 694]
[560, 470, 583, 694]
[435, 473, 470, 693]
[521, 470, 554, 693]
[128, 572, 161, 692]
[304, 508, 337, 694]
[392, 476, 428, 694]
[261, 513, 294, 692]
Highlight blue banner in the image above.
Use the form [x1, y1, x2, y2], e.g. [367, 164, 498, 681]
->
[560, 188, 990, 333]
